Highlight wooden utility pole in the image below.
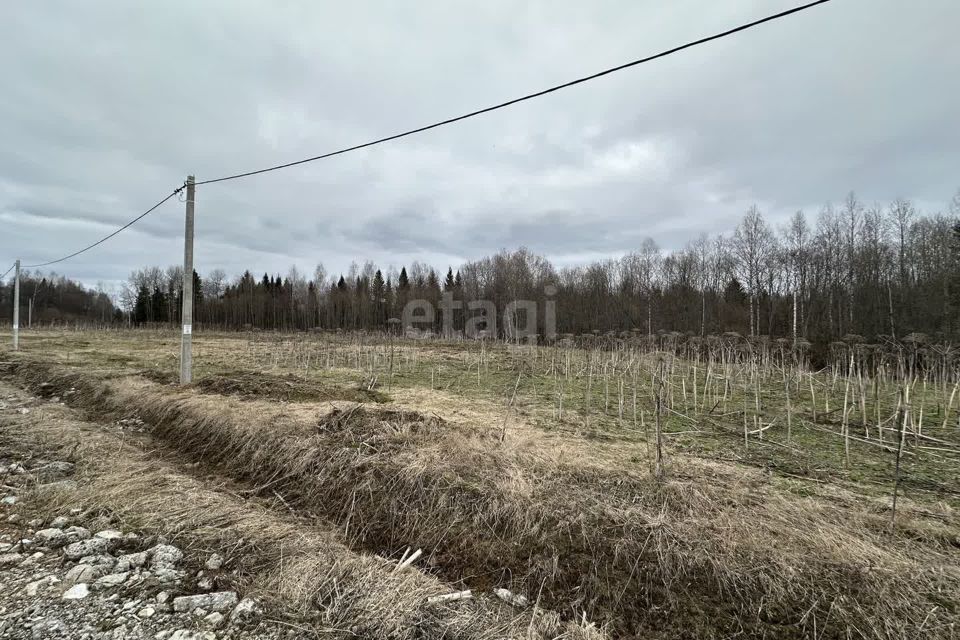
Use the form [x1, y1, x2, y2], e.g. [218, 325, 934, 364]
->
[12, 259, 20, 350]
[180, 176, 195, 384]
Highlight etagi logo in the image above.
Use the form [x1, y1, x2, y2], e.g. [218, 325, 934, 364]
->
[401, 285, 558, 341]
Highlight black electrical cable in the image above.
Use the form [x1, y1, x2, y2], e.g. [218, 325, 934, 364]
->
[195, 0, 832, 187]
[22, 188, 183, 269]
[15, 0, 832, 268]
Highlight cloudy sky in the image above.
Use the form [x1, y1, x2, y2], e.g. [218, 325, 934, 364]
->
[1, 0, 957, 294]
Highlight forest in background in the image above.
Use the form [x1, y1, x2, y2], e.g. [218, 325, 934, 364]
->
[5, 193, 960, 344]
[0, 272, 116, 326]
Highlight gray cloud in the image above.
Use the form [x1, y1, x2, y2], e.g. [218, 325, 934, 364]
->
[1, 0, 958, 293]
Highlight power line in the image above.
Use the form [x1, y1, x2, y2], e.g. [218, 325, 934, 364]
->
[22, 188, 183, 269]
[1, 262, 14, 281]
[195, 0, 832, 187]
[14, 0, 832, 270]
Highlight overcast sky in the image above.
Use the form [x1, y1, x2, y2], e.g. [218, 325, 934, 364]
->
[1, 0, 957, 294]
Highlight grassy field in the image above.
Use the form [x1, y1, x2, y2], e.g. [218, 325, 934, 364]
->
[2, 327, 958, 639]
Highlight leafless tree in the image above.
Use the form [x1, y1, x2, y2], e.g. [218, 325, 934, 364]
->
[202, 268, 227, 300]
[733, 206, 775, 336]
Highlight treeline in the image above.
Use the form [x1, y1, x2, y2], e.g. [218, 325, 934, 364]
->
[0, 272, 117, 326]
[115, 192, 960, 345]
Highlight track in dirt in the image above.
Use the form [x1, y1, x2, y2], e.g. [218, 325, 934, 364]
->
[0, 376, 587, 639]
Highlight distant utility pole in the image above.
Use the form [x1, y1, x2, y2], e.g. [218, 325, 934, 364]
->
[180, 176, 195, 384]
[12, 259, 20, 350]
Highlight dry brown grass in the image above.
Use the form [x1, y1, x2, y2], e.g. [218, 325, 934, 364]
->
[6, 357, 960, 639]
[193, 370, 390, 404]
[0, 379, 600, 639]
